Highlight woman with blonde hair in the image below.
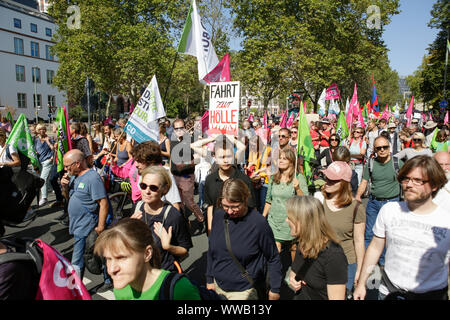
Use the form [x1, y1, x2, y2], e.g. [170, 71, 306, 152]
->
[394, 132, 433, 162]
[286, 195, 348, 300]
[91, 123, 104, 154]
[262, 148, 308, 262]
[94, 218, 200, 300]
[131, 166, 192, 273]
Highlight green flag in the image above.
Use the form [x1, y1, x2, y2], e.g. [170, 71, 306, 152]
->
[336, 111, 349, 142]
[297, 106, 315, 184]
[6, 112, 14, 127]
[5, 113, 40, 169]
[56, 107, 71, 172]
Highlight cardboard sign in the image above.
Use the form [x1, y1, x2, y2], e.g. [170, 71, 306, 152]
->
[209, 81, 240, 135]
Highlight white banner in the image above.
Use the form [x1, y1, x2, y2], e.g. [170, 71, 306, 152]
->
[208, 81, 240, 136]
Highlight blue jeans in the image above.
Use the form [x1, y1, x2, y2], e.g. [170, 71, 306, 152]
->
[365, 196, 400, 266]
[39, 159, 53, 199]
[197, 180, 206, 208]
[347, 263, 357, 291]
[72, 236, 86, 279]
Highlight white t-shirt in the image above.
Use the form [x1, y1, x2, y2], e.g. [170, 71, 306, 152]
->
[433, 181, 450, 209]
[0, 144, 18, 167]
[373, 201, 450, 295]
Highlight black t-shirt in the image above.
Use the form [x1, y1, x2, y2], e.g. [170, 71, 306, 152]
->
[204, 166, 257, 210]
[291, 241, 347, 300]
[138, 203, 193, 271]
[170, 137, 195, 176]
[0, 256, 39, 300]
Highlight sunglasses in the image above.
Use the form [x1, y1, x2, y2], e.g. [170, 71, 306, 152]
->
[375, 145, 389, 151]
[139, 183, 160, 192]
[278, 135, 289, 139]
[330, 138, 339, 141]
[355, 131, 363, 134]
[413, 138, 422, 142]
[174, 127, 184, 131]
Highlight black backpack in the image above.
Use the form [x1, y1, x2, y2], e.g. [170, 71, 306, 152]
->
[159, 272, 225, 300]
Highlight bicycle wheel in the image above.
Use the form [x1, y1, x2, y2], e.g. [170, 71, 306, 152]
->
[109, 192, 133, 221]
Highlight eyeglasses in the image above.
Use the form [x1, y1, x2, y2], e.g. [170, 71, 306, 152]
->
[139, 183, 160, 192]
[221, 203, 242, 211]
[174, 127, 184, 131]
[375, 145, 389, 151]
[278, 135, 289, 139]
[401, 177, 428, 186]
[64, 161, 77, 170]
[355, 131, 363, 134]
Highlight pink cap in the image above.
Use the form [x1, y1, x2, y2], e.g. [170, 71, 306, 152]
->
[321, 161, 352, 182]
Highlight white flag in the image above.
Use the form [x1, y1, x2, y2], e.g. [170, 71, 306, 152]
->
[345, 97, 350, 114]
[124, 75, 165, 143]
[318, 89, 326, 116]
[177, 0, 219, 82]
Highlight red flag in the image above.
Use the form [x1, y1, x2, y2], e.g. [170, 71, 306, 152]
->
[202, 53, 231, 83]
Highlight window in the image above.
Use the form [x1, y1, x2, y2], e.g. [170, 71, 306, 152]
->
[17, 93, 27, 108]
[33, 94, 42, 109]
[45, 28, 52, 37]
[30, 23, 37, 33]
[48, 95, 56, 108]
[14, 18, 21, 29]
[32, 67, 40, 83]
[31, 41, 39, 58]
[16, 65, 25, 82]
[14, 38, 24, 55]
[45, 45, 54, 60]
[47, 70, 54, 84]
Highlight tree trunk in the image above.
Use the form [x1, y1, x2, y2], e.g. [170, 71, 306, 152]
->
[106, 94, 112, 117]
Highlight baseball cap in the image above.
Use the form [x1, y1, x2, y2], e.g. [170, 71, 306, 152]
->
[321, 161, 352, 182]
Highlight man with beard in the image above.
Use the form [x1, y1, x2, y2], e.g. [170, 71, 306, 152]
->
[433, 151, 450, 208]
[354, 155, 449, 300]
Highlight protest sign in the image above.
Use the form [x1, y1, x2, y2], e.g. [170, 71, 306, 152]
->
[208, 81, 240, 135]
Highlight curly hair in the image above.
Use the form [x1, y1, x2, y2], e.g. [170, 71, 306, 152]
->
[131, 141, 162, 165]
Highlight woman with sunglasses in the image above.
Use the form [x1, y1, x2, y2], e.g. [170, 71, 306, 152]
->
[289, 127, 298, 150]
[131, 166, 192, 273]
[314, 161, 365, 297]
[344, 127, 367, 184]
[206, 178, 282, 300]
[286, 196, 347, 300]
[394, 132, 433, 162]
[94, 218, 201, 300]
[262, 148, 308, 263]
[317, 133, 340, 168]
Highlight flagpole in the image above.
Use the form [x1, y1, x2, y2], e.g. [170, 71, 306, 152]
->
[163, 52, 179, 109]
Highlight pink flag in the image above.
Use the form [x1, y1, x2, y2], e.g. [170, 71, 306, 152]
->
[286, 112, 295, 128]
[325, 83, 341, 100]
[303, 101, 307, 113]
[202, 53, 231, 84]
[357, 103, 365, 128]
[104, 115, 112, 125]
[422, 112, 427, 123]
[201, 110, 209, 133]
[129, 104, 135, 114]
[406, 96, 414, 127]
[444, 111, 448, 125]
[263, 110, 268, 129]
[35, 240, 91, 300]
[280, 110, 288, 128]
[347, 83, 358, 130]
[428, 113, 433, 121]
[63, 106, 72, 150]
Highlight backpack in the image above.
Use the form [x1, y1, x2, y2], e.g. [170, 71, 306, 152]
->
[0, 237, 91, 300]
[159, 271, 225, 300]
[5, 144, 31, 172]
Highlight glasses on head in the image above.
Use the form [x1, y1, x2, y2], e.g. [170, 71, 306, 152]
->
[375, 145, 389, 151]
[139, 183, 160, 192]
[221, 203, 242, 211]
[278, 135, 289, 139]
[401, 177, 428, 186]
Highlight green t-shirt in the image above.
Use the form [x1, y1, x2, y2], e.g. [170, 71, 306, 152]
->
[265, 174, 308, 241]
[362, 157, 403, 198]
[113, 269, 201, 300]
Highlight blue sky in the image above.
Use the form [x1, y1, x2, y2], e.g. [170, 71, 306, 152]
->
[383, 0, 439, 77]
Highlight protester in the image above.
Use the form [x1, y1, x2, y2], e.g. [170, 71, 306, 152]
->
[355, 136, 403, 266]
[423, 120, 438, 147]
[433, 151, 450, 208]
[399, 129, 414, 150]
[287, 196, 347, 300]
[130, 166, 192, 272]
[316, 161, 366, 295]
[80, 123, 95, 156]
[0, 117, 12, 133]
[354, 156, 449, 300]
[310, 121, 320, 157]
[60, 149, 109, 281]
[93, 124, 115, 166]
[91, 123, 104, 154]
[94, 218, 201, 300]
[262, 148, 308, 262]
[365, 120, 379, 158]
[289, 127, 298, 150]
[34, 124, 55, 206]
[331, 146, 359, 195]
[206, 179, 282, 300]
[278, 128, 292, 152]
[318, 119, 332, 154]
[394, 132, 433, 162]
[70, 122, 93, 167]
[159, 122, 171, 166]
[0, 128, 20, 169]
[431, 129, 449, 152]
[317, 133, 340, 168]
[345, 127, 367, 184]
[112, 127, 132, 166]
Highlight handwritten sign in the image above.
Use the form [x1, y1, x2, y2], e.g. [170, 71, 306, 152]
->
[209, 81, 240, 135]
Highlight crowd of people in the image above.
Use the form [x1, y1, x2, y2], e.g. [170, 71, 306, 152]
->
[0, 111, 449, 301]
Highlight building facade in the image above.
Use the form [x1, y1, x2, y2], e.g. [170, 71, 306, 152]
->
[0, 0, 65, 122]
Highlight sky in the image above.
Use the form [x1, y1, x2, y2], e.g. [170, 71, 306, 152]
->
[383, 0, 439, 78]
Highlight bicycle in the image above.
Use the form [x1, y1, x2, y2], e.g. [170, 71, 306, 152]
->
[108, 178, 133, 222]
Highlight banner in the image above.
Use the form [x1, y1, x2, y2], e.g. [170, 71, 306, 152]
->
[328, 99, 340, 115]
[177, 0, 219, 82]
[325, 83, 341, 100]
[208, 81, 240, 135]
[203, 53, 231, 84]
[336, 111, 349, 141]
[297, 105, 315, 184]
[5, 113, 40, 169]
[55, 107, 71, 172]
[372, 75, 379, 116]
[124, 75, 165, 143]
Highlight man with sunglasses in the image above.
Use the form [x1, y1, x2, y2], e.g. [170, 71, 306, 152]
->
[355, 136, 403, 267]
[278, 128, 293, 152]
[354, 155, 449, 300]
